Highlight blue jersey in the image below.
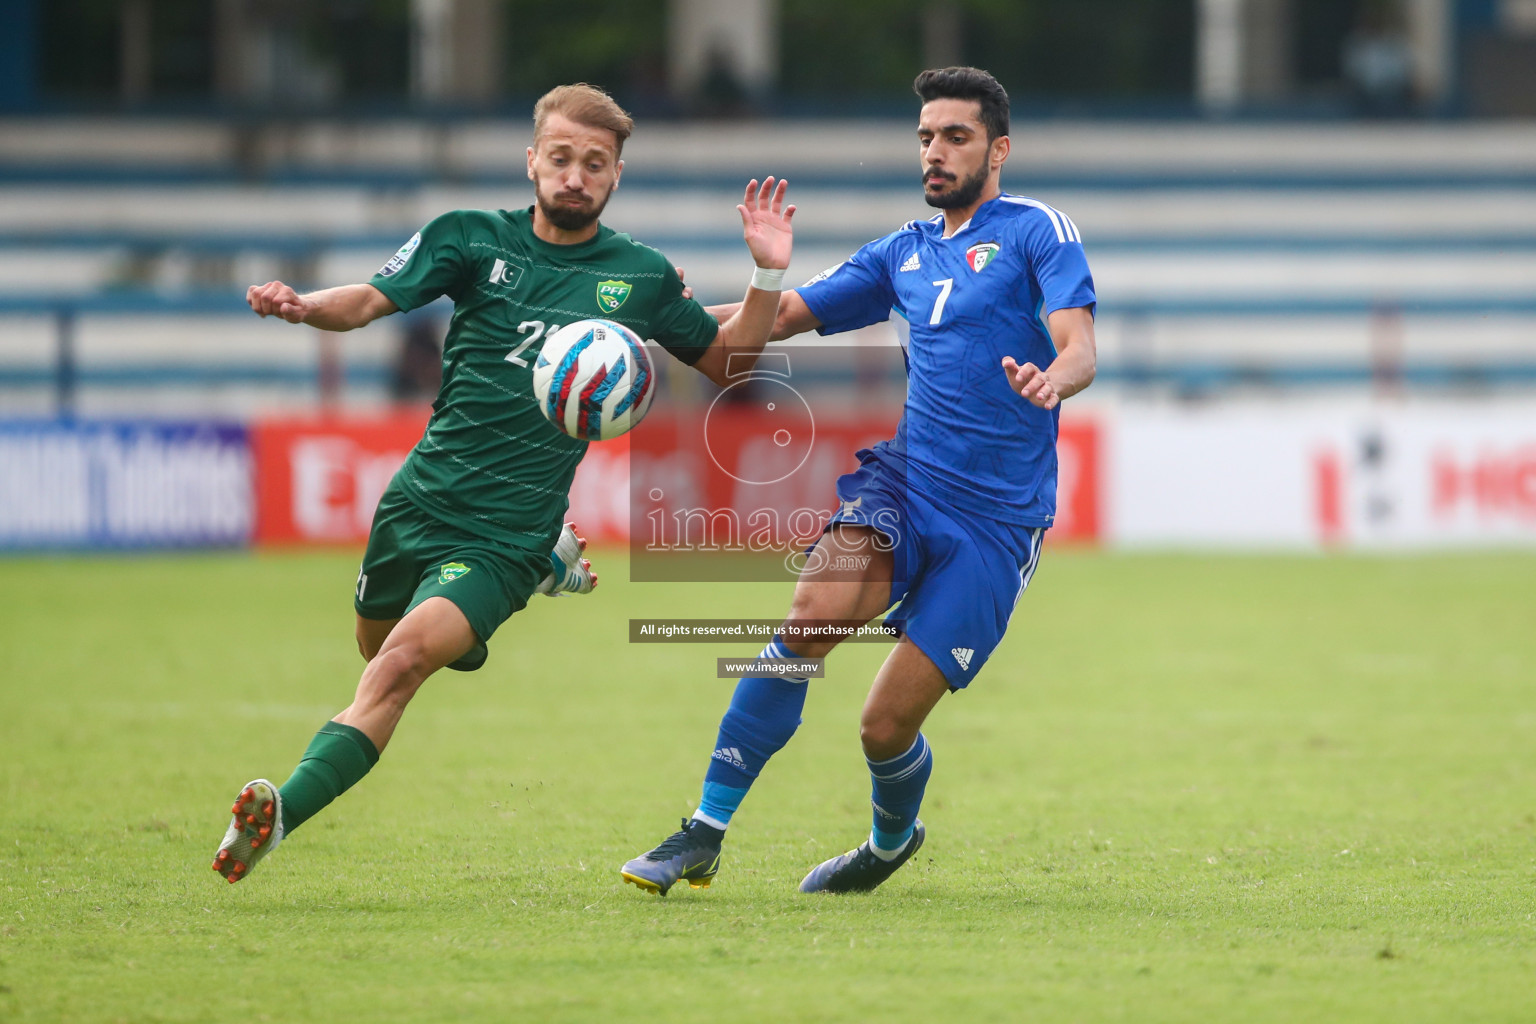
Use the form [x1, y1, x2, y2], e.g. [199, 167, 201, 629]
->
[797, 192, 1096, 526]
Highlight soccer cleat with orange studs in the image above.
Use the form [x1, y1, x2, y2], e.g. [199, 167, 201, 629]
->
[212, 779, 283, 884]
[536, 521, 598, 596]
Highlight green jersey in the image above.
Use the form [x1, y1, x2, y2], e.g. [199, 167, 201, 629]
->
[369, 206, 718, 551]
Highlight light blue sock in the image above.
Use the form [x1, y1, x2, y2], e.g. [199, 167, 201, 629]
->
[867, 733, 932, 857]
[693, 637, 809, 829]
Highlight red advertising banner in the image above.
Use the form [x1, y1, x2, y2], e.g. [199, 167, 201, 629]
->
[250, 411, 635, 546]
[1053, 418, 1101, 543]
[564, 432, 632, 544]
[250, 410, 1102, 547]
[625, 409, 1102, 556]
[251, 412, 429, 544]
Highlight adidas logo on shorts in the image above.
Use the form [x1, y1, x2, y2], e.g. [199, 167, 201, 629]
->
[951, 647, 974, 670]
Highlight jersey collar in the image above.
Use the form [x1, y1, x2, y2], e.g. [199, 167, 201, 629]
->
[940, 216, 971, 240]
[938, 193, 1007, 240]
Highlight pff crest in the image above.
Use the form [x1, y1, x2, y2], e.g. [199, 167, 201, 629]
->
[438, 562, 472, 584]
[596, 280, 632, 313]
[965, 242, 1000, 272]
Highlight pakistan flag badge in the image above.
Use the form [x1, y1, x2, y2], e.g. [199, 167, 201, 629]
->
[596, 280, 632, 313]
[439, 562, 471, 584]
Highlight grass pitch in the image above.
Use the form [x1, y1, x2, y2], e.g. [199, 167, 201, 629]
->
[2, 548, 1534, 1022]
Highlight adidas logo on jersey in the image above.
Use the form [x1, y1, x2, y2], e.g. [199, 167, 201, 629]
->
[899, 252, 921, 272]
[711, 746, 749, 770]
[951, 647, 974, 670]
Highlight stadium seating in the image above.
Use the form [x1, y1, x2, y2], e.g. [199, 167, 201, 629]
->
[3, 118, 1534, 415]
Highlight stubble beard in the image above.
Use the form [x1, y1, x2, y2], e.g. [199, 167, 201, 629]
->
[923, 163, 990, 210]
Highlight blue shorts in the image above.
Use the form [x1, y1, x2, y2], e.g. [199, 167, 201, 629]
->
[824, 448, 1046, 689]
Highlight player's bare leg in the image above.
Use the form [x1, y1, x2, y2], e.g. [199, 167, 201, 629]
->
[213, 597, 475, 883]
[355, 615, 399, 662]
[622, 526, 895, 895]
[780, 524, 899, 658]
[858, 640, 950, 761]
[333, 596, 478, 750]
[216, 521, 598, 884]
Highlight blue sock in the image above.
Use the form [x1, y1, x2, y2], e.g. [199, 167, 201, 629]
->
[694, 637, 808, 830]
[867, 733, 932, 857]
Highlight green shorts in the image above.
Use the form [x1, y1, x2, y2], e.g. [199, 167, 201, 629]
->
[354, 485, 551, 672]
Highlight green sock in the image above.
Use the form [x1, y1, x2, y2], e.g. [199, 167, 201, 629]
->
[277, 721, 380, 834]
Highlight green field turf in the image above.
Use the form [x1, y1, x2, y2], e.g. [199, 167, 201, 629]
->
[2, 548, 1534, 1022]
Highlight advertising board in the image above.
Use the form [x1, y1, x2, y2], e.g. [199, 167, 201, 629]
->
[0, 420, 251, 549]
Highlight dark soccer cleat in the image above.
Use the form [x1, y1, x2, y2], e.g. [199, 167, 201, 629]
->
[798, 821, 925, 894]
[212, 779, 283, 884]
[620, 818, 724, 896]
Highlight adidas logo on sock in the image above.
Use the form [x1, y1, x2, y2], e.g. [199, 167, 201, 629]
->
[951, 647, 974, 670]
[899, 252, 921, 272]
[711, 746, 749, 770]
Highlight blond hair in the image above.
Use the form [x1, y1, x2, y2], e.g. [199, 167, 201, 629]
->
[533, 84, 634, 156]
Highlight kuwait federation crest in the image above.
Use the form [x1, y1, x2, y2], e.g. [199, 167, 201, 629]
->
[596, 280, 632, 313]
[439, 562, 471, 584]
[965, 242, 1000, 272]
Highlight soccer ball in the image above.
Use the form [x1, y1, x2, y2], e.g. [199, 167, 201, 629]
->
[532, 319, 656, 440]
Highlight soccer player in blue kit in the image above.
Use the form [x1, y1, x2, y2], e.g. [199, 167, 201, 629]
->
[622, 66, 1098, 895]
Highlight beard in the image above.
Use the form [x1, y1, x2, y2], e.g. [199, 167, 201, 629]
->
[922, 163, 989, 210]
[537, 187, 611, 231]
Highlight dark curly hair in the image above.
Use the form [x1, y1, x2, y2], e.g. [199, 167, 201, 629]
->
[913, 67, 1010, 142]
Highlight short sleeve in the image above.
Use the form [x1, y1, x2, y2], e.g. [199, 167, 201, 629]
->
[369, 212, 470, 312]
[1022, 215, 1096, 317]
[649, 261, 720, 366]
[796, 238, 898, 336]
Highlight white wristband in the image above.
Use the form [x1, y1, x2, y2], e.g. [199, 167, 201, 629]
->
[750, 266, 787, 291]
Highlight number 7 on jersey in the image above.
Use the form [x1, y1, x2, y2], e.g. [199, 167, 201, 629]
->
[930, 278, 953, 325]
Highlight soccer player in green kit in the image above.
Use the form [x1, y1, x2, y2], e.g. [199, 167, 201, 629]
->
[213, 84, 796, 883]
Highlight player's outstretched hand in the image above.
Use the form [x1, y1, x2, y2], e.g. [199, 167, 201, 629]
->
[738, 176, 795, 271]
[1002, 356, 1059, 410]
[247, 281, 312, 324]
